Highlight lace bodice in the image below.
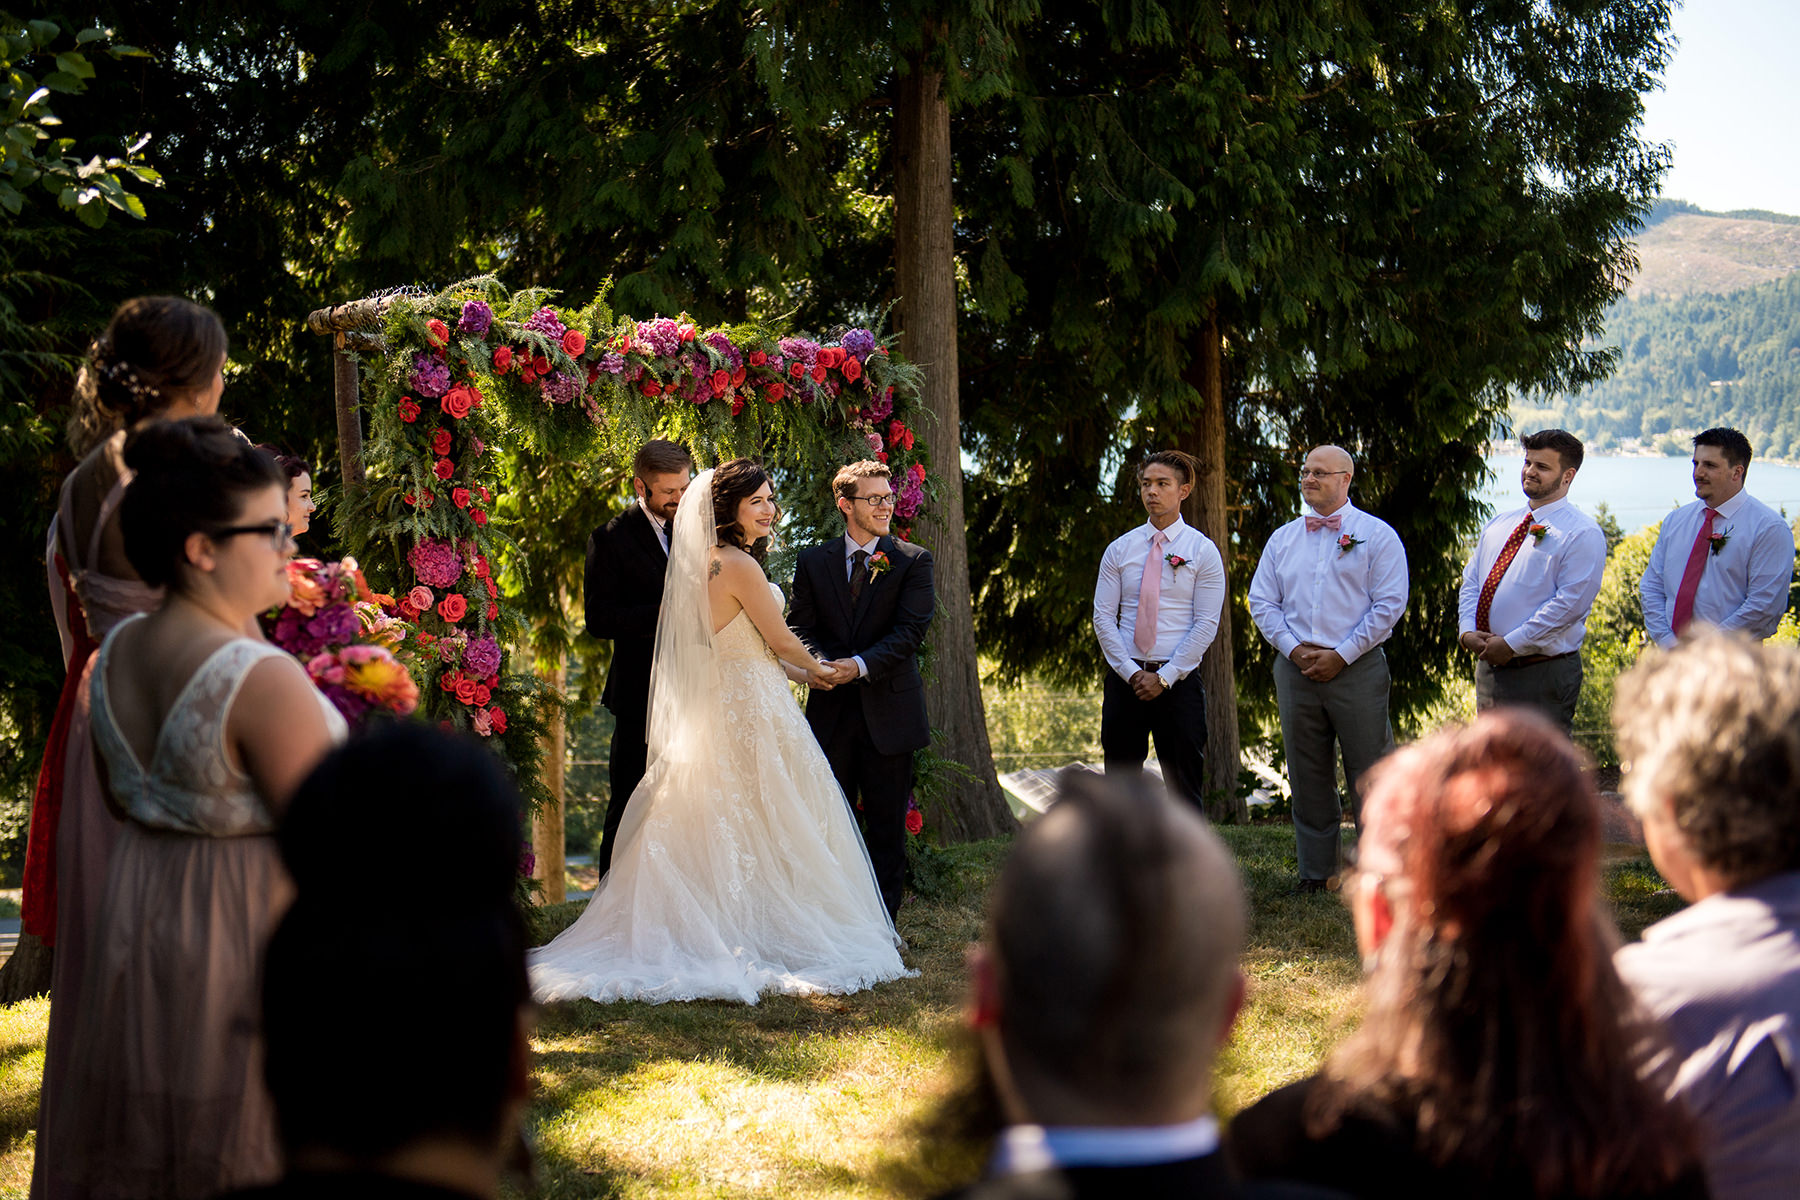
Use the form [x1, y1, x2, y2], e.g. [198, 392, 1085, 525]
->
[713, 582, 785, 670]
[90, 617, 347, 835]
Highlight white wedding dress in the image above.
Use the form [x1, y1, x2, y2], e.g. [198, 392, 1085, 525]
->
[530, 471, 912, 1005]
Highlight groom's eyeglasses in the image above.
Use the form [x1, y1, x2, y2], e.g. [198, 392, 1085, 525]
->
[851, 494, 897, 509]
[210, 520, 295, 550]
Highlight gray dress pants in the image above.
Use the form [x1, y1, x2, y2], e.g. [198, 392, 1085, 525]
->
[1274, 648, 1395, 882]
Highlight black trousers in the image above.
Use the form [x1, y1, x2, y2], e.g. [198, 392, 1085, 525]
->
[1101, 668, 1208, 811]
[820, 712, 913, 921]
[598, 706, 648, 874]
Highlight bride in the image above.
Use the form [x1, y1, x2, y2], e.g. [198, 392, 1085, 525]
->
[530, 458, 914, 1004]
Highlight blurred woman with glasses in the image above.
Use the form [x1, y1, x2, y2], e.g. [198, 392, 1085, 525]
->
[33, 417, 345, 1199]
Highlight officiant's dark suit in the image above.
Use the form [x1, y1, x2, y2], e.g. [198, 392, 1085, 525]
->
[790, 527, 934, 920]
[584, 499, 672, 873]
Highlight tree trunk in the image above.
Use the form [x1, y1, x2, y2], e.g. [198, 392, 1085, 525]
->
[0, 932, 52, 1003]
[1180, 313, 1246, 823]
[533, 655, 567, 904]
[894, 45, 1016, 844]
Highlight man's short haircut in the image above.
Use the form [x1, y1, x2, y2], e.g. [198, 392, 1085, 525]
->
[833, 459, 892, 502]
[987, 771, 1245, 1114]
[633, 438, 692, 479]
[1693, 427, 1753, 472]
[1138, 449, 1196, 488]
[1615, 632, 1800, 884]
[1521, 428, 1584, 474]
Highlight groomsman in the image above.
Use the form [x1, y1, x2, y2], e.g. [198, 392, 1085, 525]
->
[790, 461, 935, 920]
[583, 439, 692, 873]
[1640, 427, 1795, 649]
[1457, 429, 1606, 733]
[1091, 450, 1226, 810]
[1249, 445, 1407, 893]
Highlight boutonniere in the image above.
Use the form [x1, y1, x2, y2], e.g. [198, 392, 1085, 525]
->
[1337, 533, 1364, 555]
[1164, 552, 1189, 571]
[1529, 522, 1549, 543]
[1709, 527, 1731, 556]
[867, 550, 892, 578]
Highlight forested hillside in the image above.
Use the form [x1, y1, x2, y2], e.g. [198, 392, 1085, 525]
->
[1513, 204, 1800, 459]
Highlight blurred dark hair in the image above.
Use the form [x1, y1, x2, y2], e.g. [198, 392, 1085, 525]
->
[633, 438, 692, 479]
[254, 443, 311, 483]
[119, 417, 285, 589]
[266, 723, 529, 1160]
[1521, 428, 1584, 474]
[712, 457, 775, 564]
[68, 296, 227, 454]
[1693, 427, 1753, 471]
[1138, 449, 1197, 488]
[1311, 710, 1695, 1195]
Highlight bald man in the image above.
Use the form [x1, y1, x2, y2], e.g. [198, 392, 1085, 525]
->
[1248, 446, 1408, 893]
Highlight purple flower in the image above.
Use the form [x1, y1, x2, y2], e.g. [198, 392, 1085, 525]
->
[895, 479, 925, 520]
[637, 317, 682, 358]
[868, 387, 895, 421]
[463, 635, 502, 678]
[777, 336, 819, 365]
[325, 685, 375, 725]
[408, 538, 464, 589]
[841, 328, 876, 360]
[703, 331, 742, 372]
[599, 352, 625, 375]
[523, 307, 567, 340]
[457, 300, 493, 337]
[539, 371, 580, 405]
[519, 846, 536, 877]
[410, 352, 450, 398]
[436, 634, 468, 665]
[305, 604, 360, 650]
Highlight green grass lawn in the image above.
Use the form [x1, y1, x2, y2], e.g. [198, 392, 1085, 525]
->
[0, 827, 1683, 1199]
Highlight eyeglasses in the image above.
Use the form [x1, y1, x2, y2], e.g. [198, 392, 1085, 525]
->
[851, 494, 897, 509]
[211, 520, 295, 549]
[1298, 469, 1349, 480]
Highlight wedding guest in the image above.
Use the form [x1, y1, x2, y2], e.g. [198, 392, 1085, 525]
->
[34, 417, 344, 1199]
[224, 725, 533, 1200]
[1456, 429, 1606, 733]
[256, 444, 316, 539]
[1614, 632, 1800, 1200]
[1639, 427, 1793, 649]
[26, 296, 228, 1198]
[1247, 446, 1407, 892]
[1227, 711, 1706, 1199]
[1092, 450, 1226, 810]
[583, 438, 692, 873]
[936, 771, 1308, 1200]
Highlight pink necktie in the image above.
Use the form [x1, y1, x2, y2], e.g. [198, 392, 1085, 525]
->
[1671, 507, 1720, 636]
[1305, 513, 1342, 533]
[1134, 530, 1167, 657]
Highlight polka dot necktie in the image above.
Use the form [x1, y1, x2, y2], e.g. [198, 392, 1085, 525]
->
[1475, 513, 1534, 633]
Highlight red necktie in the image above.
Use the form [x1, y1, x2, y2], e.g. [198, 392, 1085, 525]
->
[1475, 513, 1534, 633]
[1671, 507, 1720, 636]
[1133, 530, 1167, 657]
[1304, 513, 1342, 534]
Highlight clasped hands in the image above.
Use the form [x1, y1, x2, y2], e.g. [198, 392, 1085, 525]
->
[1458, 630, 1516, 666]
[806, 659, 860, 690]
[1289, 642, 1348, 682]
[1128, 669, 1167, 701]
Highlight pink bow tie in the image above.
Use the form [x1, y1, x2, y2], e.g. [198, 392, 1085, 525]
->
[1305, 513, 1343, 533]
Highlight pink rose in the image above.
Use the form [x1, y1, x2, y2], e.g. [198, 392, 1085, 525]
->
[407, 585, 434, 610]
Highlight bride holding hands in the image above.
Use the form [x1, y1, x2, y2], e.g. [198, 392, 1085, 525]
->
[530, 458, 912, 1004]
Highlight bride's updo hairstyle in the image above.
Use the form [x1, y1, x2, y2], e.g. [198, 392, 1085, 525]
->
[711, 456, 778, 565]
[119, 417, 284, 589]
[67, 296, 227, 455]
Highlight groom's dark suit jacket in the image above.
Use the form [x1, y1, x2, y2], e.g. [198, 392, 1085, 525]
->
[583, 502, 668, 719]
[789, 534, 934, 755]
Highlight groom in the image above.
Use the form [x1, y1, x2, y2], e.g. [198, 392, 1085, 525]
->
[583, 438, 693, 874]
[790, 461, 935, 920]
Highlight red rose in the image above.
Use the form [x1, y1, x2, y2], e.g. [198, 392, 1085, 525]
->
[473, 510, 488, 526]
[731, 366, 746, 386]
[789, 361, 805, 379]
[439, 670, 462, 693]
[532, 354, 550, 375]
[562, 329, 586, 356]
[422, 489, 435, 507]
[905, 809, 924, 836]
[678, 324, 695, 342]
[876, 451, 888, 462]
[469, 384, 483, 408]
[477, 485, 491, 502]
[842, 356, 862, 383]
[824, 347, 846, 368]
[452, 487, 471, 509]
[398, 598, 420, 620]
[485, 673, 498, 688]
[398, 397, 421, 423]
[473, 683, 492, 707]
[748, 350, 767, 366]
[486, 601, 499, 620]
[890, 420, 907, 442]
[902, 428, 915, 449]
[484, 576, 497, 598]
[431, 428, 452, 456]
[487, 707, 507, 733]
[811, 364, 826, 383]
[455, 679, 479, 705]
[764, 381, 785, 403]
[586, 363, 600, 384]
[441, 384, 475, 420]
[473, 555, 489, 578]
[434, 458, 454, 480]
[641, 379, 661, 397]
[426, 318, 450, 347]
[438, 594, 468, 623]
[711, 369, 729, 395]
[403, 492, 417, 507]
[492, 345, 513, 373]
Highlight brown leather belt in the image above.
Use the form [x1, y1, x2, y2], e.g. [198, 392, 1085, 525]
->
[1495, 650, 1578, 670]
[1132, 659, 1167, 673]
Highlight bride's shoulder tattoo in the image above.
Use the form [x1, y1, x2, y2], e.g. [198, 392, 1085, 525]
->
[709, 557, 721, 579]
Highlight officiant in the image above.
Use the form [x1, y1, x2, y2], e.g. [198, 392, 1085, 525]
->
[583, 439, 693, 874]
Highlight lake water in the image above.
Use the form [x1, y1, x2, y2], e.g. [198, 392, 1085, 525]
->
[1480, 455, 1800, 533]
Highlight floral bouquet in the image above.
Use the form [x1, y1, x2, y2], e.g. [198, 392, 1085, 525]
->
[265, 557, 421, 724]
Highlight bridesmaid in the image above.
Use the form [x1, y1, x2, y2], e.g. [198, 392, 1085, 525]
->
[254, 445, 316, 545]
[36, 418, 344, 1198]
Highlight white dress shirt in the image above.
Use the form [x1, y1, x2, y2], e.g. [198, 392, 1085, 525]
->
[1640, 490, 1794, 649]
[1092, 516, 1226, 687]
[987, 1115, 1221, 1176]
[1456, 496, 1606, 656]
[1248, 502, 1408, 664]
[840, 532, 881, 677]
[639, 498, 671, 554]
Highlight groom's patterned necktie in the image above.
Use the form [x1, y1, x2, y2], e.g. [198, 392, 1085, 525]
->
[850, 549, 869, 603]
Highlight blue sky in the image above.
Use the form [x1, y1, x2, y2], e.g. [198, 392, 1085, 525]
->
[1639, 0, 1800, 217]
